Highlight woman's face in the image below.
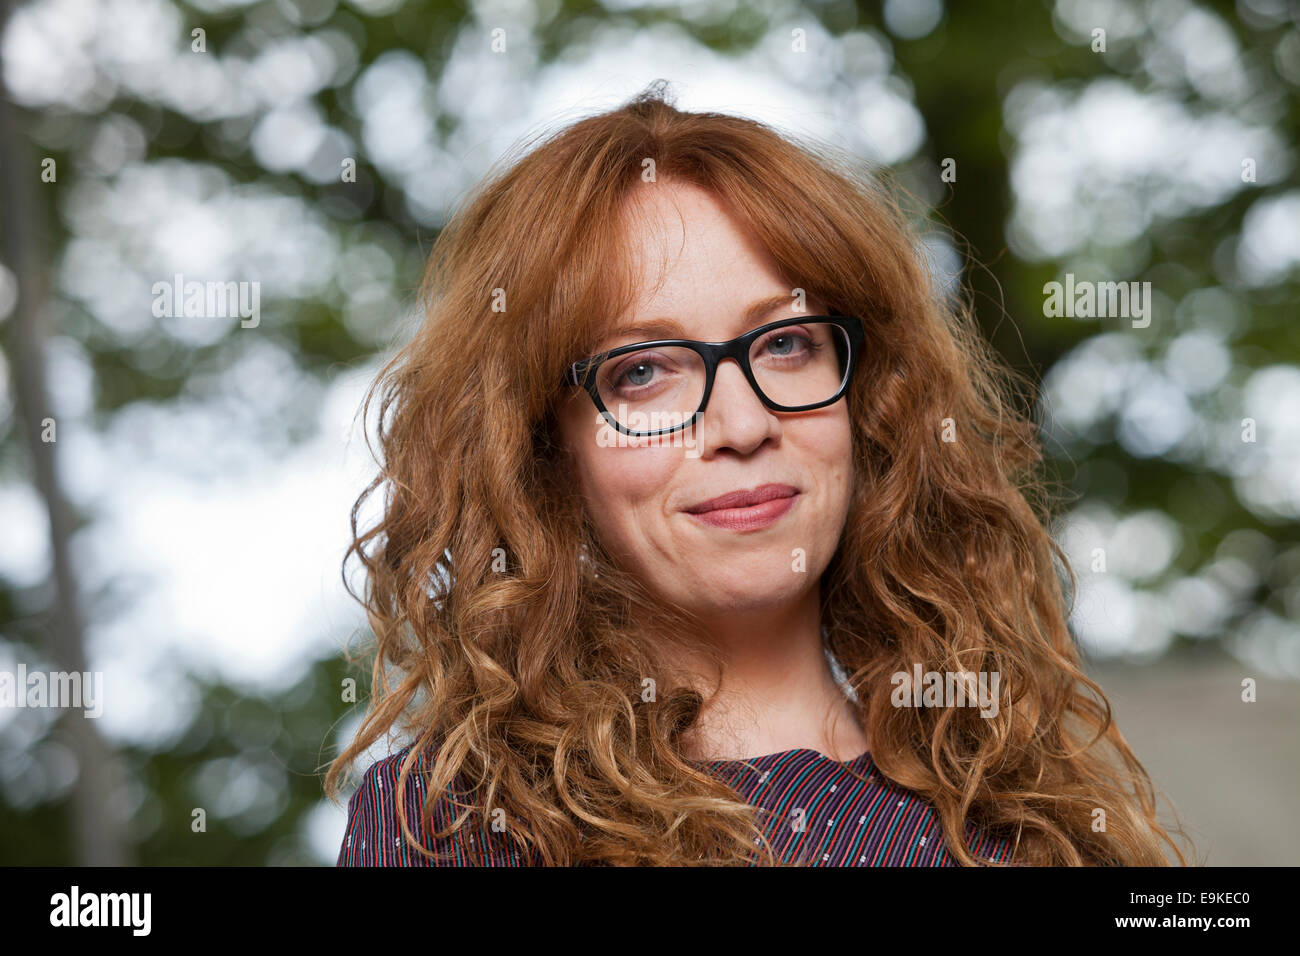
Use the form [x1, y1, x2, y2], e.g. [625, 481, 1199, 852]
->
[557, 181, 854, 621]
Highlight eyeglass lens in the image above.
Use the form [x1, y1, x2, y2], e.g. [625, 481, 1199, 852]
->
[593, 321, 851, 433]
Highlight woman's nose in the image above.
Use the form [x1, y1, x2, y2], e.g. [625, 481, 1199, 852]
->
[693, 359, 779, 455]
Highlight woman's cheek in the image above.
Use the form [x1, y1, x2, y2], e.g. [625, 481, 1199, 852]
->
[598, 446, 680, 500]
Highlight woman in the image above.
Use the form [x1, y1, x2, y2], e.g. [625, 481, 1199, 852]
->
[326, 84, 1190, 866]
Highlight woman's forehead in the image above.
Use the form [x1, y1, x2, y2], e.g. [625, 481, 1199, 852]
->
[596, 292, 822, 347]
[587, 182, 824, 348]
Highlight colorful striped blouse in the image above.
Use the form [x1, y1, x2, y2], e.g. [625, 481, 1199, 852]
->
[336, 743, 1015, 866]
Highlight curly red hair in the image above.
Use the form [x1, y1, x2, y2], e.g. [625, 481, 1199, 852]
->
[324, 83, 1191, 866]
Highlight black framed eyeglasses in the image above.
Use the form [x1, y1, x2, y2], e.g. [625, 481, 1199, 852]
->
[564, 311, 865, 437]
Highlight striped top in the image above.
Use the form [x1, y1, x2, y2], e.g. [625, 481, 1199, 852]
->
[336, 744, 1015, 866]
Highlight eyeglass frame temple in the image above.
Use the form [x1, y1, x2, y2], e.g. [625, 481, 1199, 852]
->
[562, 312, 865, 436]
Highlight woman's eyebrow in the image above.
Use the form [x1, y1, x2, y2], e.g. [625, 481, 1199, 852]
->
[601, 293, 808, 346]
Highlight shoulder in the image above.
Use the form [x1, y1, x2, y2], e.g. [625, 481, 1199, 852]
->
[336, 744, 532, 866]
[336, 746, 430, 866]
[864, 770, 1016, 866]
[849, 758, 1015, 866]
[723, 750, 1016, 866]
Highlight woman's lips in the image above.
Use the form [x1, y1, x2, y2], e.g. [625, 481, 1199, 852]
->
[685, 483, 799, 513]
[685, 492, 800, 531]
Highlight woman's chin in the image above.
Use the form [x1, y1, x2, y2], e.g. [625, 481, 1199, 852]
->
[672, 578, 812, 618]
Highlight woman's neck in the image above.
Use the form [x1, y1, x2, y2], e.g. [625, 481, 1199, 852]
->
[674, 595, 869, 763]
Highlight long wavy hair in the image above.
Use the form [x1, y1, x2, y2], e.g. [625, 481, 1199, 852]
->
[324, 82, 1191, 866]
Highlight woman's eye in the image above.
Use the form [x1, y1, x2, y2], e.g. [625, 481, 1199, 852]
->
[763, 331, 811, 357]
[610, 354, 667, 389]
[620, 362, 656, 387]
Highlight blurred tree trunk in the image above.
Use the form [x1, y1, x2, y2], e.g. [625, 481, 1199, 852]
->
[0, 0, 133, 865]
